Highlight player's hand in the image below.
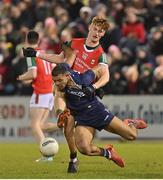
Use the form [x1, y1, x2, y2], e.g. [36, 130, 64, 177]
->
[57, 109, 70, 128]
[95, 88, 105, 99]
[61, 41, 69, 51]
[61, 42, 73, 56]
[82, 85, 96, 100]
[23, 47, 36, 57]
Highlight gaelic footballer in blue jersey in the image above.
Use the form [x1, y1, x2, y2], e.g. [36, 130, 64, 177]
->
[52, 63, 147, 168]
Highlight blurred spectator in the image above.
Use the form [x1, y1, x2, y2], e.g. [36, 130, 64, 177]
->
[75, 6, 93, 37]
[130, 0, 147, 17]
[0, 36, 15, 95]
[109, 0, 126, 27]
[138, 63, 154, 94]
[93, 3, 108, 17]
[60, 28, 73, 43]
[131, 46, 155, 94]
[145, 0, 163, 31]
[121, 10, 146, 44]
[43, 17, 61, 54]
[153, 55, 163, 94]
[17, 1, 35, 28]
[35, 0, 51, 22]
[0, 42, 10, 94]
[101, 17, 122, 52]
[67, 0, 84, 21]
[103, 45, 128, 94]
[7, 44, 32, 95]
[150, 26, 163, 56]
[57, 9, 70, 32]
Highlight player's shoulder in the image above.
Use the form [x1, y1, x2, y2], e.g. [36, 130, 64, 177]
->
[97, 44, 104, 53]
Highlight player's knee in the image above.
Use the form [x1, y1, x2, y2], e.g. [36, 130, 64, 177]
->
[126, 131, 137, 140]
[76, 142, 91, 155]
[29, 121, 34, 129]
[30, 120, 40, 130]
[40, 123, 46, 131]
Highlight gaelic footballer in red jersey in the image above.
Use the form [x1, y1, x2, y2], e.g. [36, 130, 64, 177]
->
[17, 31, 58, 162]
[27, 55, 54, 94]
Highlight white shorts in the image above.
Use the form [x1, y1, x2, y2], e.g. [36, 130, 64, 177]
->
[30, 93, 54, 111]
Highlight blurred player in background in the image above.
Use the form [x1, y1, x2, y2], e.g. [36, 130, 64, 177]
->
[17, 31, 59, 162]
[51, 62, 147, 168]
[23, 16, 110, 173]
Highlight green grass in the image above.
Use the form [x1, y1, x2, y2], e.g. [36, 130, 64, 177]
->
[0, 140, 163, 179]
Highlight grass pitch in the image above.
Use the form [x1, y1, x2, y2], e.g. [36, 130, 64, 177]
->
[0, 140, 163, 179]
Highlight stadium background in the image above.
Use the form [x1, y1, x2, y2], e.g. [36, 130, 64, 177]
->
[0, 0, 163, 178]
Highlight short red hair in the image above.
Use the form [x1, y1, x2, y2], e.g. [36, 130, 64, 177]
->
[91, 16, 110, 31]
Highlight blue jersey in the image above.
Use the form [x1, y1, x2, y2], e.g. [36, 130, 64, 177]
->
[63, 63, 98, 111]
[63, 63, 114, 131]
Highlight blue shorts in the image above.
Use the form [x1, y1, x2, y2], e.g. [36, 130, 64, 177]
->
[73, 101, 114, 131]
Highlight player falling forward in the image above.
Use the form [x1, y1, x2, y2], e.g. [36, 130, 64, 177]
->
[23, 16, 110, 173]
[17, 31, 59, 162]
[52, 63, 148, 168]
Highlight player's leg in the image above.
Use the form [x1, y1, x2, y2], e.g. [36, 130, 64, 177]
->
[31, 108, 55, 162]
[30, 107, 46, 143]
[40, 93, 58, 132]
[54, 90, 78, 173]
[104, 116, 137, 140]
[75, 125, 96, 155]
[75, 125, 125, 167]
[30, 93, 56, 162]
[64, 115, 78, 173]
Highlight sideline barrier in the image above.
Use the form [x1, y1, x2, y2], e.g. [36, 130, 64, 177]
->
[0, 96, 163, 141]
[98, 95, 163, 139]
[0, 97, 62, 142]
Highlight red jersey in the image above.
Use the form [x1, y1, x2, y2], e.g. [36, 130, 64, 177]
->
[26, 56, 53, 94]
[70, 38, 108, 73]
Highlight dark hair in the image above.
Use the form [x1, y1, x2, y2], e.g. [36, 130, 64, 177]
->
[52, 63, 69, 77]
[27, 31, 39, 44]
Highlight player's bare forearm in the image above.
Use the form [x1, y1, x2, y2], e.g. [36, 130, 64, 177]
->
[37, 52, 64, 64]
[17, 69, 37, 81]
[92, 64, 109, 89]
[64, 46, 76, 67]
[22, 79, 33, 85]
[54, 88, 66, 115]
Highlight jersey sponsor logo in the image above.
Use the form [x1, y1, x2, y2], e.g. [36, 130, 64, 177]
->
[82, 52, 88, 60]
[91, 59, 95, 65]
[67, 89, 85, 97]
[75, 57, 90, 70]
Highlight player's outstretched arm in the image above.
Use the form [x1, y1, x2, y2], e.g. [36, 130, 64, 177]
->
[54, 87, 70, 128]
[23, 47, 64, 63]
[37, 45, 76, 67]
[38, 52, 65, 64]
[23, 44, 76, 66]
